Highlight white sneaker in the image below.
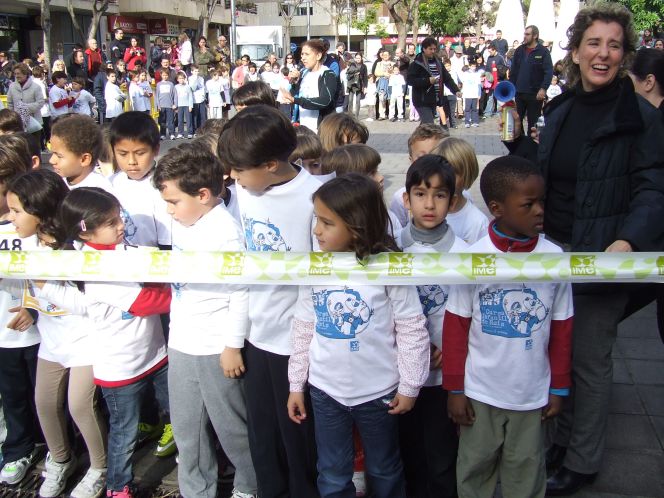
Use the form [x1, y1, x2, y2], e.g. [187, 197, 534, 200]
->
[365, 118, 374, 122]
[465, 123, 471, 128]
[187, 134, 193, 139]
[176, 134, 184, 139]
[39, 452, 77, 498]
[231, 489, 257, 498]
[69, 467, 106, 498]
[169, 135, 176, 140]
[471, 123, 480, 127]
[0, 447, 41, 484]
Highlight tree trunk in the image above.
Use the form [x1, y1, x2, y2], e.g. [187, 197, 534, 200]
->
[412, 5, 419, 45]
[87, 0, 110, 41]
[396, 20, 407, 50]
[283, 19, 292, 57]
[67, 0, 85, 43]
[41, 0, 51, 73]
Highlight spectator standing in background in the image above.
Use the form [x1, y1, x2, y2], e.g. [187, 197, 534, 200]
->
[110, 28, 128, 64]
[508, 25, 553, 133]
[493, 29, 509, 56]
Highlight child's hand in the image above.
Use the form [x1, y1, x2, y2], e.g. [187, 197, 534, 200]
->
[6, 307, 34, 332]
[189, 107, 193, 112]
[430, 345, 442, 370]
[220, 347, 245, 378]
[447, 392, 475, 426]
[542, 393, 564, 421]
[287, 392, 307, 424]
[388, 393, 416, 415]
[172, 105, 177, 110]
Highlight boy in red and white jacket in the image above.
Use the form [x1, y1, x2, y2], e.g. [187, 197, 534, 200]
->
[442, 156, 573, 498]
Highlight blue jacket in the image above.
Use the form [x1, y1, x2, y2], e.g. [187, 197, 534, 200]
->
[509, 42, 553, 94]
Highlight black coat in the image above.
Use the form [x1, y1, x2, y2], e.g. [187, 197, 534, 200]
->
[406, 53, 459, 108]
[510, 77, 664, 253]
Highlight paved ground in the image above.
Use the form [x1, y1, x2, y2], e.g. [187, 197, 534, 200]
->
[4, 114, 662, 497]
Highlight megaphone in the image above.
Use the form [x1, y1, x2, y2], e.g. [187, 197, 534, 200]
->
[494, 81, 516, 103]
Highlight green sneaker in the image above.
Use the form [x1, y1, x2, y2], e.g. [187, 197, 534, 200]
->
[154, 423, 177, 458]
[137, 422, 163, 447]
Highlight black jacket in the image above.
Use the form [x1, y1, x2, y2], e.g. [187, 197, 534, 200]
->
[292, 68, 338, 125]
[509, 42, 553, 94]
[406, 53, 459, 108]
[509, 78, 664, 253]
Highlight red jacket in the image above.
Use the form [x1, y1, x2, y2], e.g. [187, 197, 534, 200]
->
[123, 46, 147, 71]
[85, 48, 104, 79]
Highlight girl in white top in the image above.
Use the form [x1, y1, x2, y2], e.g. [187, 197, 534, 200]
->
[33, 187, 171, 498]
[288, 174, 430, 498]
[205, 69, 225, 119]
[6, 170, 107, 498]
[104, 71, 125, 120]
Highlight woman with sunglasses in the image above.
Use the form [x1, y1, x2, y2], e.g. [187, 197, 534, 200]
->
[283, 53, 296, 71]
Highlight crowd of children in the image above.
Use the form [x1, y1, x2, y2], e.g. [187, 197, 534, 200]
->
[0, 99, 572, 498]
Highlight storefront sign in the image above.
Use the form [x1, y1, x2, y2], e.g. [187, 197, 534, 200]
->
[108, 15, 148, 34]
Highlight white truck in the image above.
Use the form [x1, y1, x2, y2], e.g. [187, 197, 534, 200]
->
[235, 25, 283, 63]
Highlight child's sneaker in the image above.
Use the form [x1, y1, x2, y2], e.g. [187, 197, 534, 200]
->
[154, 423, 177, 457]
[160, 135, 166, 140]
[231, 489, 257, 498]
[465, 123, 471, 128]
[137, 422, 163, 446]
[471, 123, 480, 127]
[70, 467, 106, 498]
[39, 452, 77, 497]
[176, 134, 184, 139]
[106, 486, 133, 498]
[169, 135, 176, 140]
[186, 134, 193, 139]
[0, 447, 41, 485]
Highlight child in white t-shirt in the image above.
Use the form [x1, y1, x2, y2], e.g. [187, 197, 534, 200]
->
[109, 111, 172, 248]
[217, 105, 321, 496]
[205, 69, 225, 119]
[34, 187, 172, 498]
[104, 70, 125, 120]
[443, 156, 573, 498]
[432, 137, 489, 244]
[546, 75, 563, 101]
[461, 62, 481, 127]
[388, 65, 406, 121]
[288, 174, 429, 497]
[398, 155, 468, 497]
[153, 143, 257, 498]
[49, 71, 73, 118]
[70, 76, 96, 116]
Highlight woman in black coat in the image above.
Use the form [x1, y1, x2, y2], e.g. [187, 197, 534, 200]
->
[406, 37, 461, 124]
[507, 5, 664, 496]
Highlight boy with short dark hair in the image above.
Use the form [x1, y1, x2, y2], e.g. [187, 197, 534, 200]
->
[217, 105, 320, 498]
[398, 154, 467, 497]
[389, 123, 450, 227]
[153, 143, 257, 498]
[70, 76, 96, 117]
[49, 114, 112, 190]
[443, 155, 573, 498]
[109, 111, 171, 249]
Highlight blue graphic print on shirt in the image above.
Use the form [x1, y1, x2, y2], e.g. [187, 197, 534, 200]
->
[243, 216, 289, 251]
[120, 208, 138, 240]
[312, 288, 373, 339]
[479, 287, 549, 338]
[417, 285, 448, 316]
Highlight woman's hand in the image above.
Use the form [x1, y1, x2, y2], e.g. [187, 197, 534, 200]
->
[388, 393, 416, 415]
[606, 240, 633, 252]
[282, 89, 295, 104]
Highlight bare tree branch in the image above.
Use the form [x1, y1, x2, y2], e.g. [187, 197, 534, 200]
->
[66, 0, 86, 43]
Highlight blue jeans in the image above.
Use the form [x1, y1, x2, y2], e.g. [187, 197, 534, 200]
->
[177, 106, 193, 135]
[158, 108, 174, 137]
[192, 102, 207, 131]
[101, 364, 170, 491]
[309, 385, 405, 498]
[464, 98, 479, 124]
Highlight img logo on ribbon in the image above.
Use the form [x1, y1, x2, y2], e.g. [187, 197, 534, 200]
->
[8, 252, 27, 274]
[472, 254, 496, 276]
[570, 255, 596, 276]
[82, 252, 102, 275]
[388, 253, 414, 276]
[149, 251, 172, 276]
[218, 252, 245, 276]
[309, 252, 333, 276]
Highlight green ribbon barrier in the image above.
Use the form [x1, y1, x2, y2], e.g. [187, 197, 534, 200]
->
[0, 250, 662, 285]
